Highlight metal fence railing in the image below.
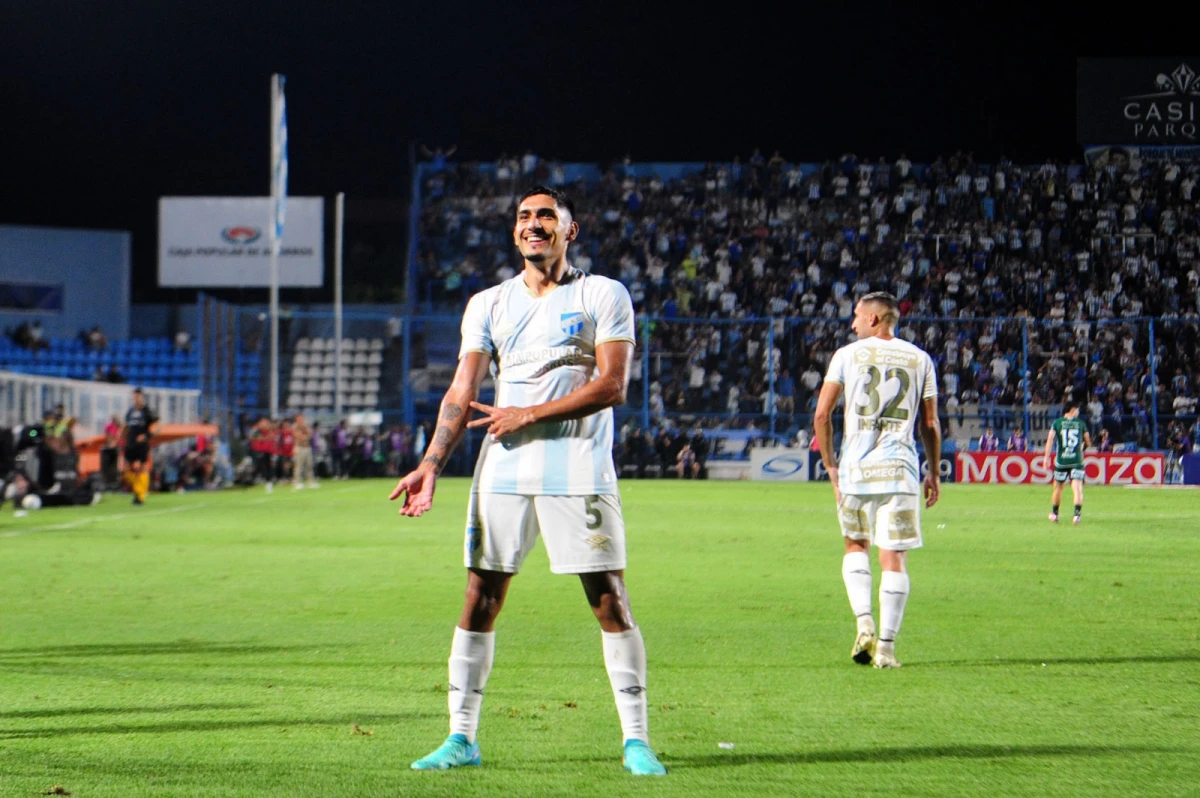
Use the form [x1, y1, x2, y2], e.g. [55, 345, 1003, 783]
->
[0, 371, 199, 437]
[200, 299, 1199, 475]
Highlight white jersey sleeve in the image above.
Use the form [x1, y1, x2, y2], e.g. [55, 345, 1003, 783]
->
[588, 277, 636, 346]
[824, 347, 848, 386]
[920, 352, 937, 401]
[459, 289, 496, 359]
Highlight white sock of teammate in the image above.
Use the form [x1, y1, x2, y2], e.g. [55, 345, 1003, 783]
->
[842, 552, 875, 634]
[448, 627, 494, 743]
[878, 571, 911, 655]
[602, 628, 649, 744]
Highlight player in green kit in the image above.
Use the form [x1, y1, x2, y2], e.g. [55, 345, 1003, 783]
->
[1043, 399, 1091, 525]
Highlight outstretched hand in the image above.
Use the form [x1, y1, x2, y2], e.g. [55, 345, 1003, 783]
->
[388, 465, 438, 517]
[468, 402, 536, 439]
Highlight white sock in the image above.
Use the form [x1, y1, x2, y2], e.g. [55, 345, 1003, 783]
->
[879, 570, 911, 646]
[602, 628, 649, 744]
[842, 552, 875, 634]
[448, 627, 494, 743]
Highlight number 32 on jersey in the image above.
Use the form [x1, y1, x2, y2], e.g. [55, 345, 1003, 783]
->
[854, 364, 911, 431]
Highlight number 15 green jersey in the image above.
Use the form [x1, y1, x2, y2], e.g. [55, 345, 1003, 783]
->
[1050, 416, 1088, 469]
[824, 336, 938, 495]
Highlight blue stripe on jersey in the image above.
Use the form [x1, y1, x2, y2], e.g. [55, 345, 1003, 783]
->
[540, 284, 573, 495]
[487, 446, 519, 494]
[487, 379, 524, 494]
[542, 428, 568, 494]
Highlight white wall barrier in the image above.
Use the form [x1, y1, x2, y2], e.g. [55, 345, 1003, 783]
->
[0, 371, 199, 437]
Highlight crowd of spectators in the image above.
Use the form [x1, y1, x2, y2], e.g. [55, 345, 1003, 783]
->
[233, 415, 431, 484]
[6, 321, 132, 383]
[416, 149, 1200, 452]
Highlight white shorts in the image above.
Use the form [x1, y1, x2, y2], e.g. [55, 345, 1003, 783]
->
[837, 492, 923, 551]
[465, 493, 627, 574]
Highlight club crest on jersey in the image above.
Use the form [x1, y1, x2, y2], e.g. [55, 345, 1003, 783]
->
[560, 311, 585, 337]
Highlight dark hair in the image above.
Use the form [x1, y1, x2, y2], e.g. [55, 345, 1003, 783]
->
[133, 387, 144, 395]
[1064, 398, 1079, 412]
[860, 291, 899, 311]
[519, 185, 576, 218]
[860, 291, 900, 325]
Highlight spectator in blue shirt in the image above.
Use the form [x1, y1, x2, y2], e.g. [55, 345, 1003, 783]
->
[1172, 368, 1189, 396]
[776, 370, 795, 416]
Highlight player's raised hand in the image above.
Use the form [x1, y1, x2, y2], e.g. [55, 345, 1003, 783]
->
[923, 472, 940, 508]
[467, 401, 536, 438]
[388, 465, 437, 517]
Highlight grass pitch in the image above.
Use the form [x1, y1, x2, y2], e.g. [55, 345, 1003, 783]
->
[1, 479, 1197, 797]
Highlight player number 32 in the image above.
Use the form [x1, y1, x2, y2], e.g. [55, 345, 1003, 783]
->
[855, 364, 911, 420]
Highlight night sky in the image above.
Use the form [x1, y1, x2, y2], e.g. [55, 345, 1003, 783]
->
[0, 2, 1156, 299]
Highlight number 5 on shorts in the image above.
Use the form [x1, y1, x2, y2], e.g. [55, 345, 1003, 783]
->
[584, 495, 603, 530]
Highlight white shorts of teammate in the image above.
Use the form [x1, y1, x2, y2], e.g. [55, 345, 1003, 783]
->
[837, 492, 923, 551]
[464, 493, 627, 574]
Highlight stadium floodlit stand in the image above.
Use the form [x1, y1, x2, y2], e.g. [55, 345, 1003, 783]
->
[411, 151, 1200, 457]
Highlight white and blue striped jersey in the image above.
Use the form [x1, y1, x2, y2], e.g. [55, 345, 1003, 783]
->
[460, 268, 635, 495]
[824, 336, 937, 495]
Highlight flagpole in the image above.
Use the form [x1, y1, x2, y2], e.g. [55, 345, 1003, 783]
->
[334, 191, 345, 416]
[268, 73, 286, 418]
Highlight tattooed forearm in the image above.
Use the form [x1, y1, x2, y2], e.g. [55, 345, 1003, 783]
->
[433, 426, 453, 448]
[419, 404, 467, 474]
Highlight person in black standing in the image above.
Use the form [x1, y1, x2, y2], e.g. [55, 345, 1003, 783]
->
[689, 424, 710, 480]
[121, 388, 157, 505]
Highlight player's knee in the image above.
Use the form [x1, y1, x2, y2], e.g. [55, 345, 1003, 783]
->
[879, 549, 907, 573]
[590, 592, 633, 631]
[463, 583, 504, 625]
